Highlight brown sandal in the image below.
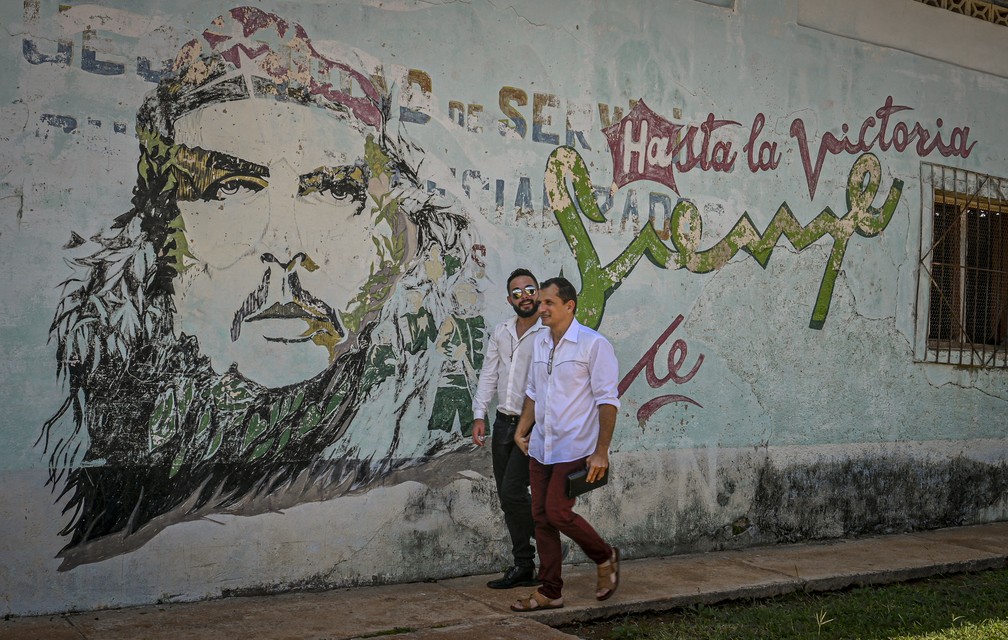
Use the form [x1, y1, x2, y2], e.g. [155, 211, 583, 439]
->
[510, 590, 564, 612]
[596, 546, 620, 601]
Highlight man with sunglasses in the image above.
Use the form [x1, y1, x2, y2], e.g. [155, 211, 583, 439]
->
[471, 268, 546, 588]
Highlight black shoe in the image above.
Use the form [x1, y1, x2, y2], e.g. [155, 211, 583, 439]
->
[487, 565, 539, 589]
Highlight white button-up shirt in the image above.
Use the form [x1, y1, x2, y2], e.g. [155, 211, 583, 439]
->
[472, 317, 545, 419]
[525, 319, 620, 464]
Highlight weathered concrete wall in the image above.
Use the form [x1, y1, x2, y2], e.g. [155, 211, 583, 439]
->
[1, 0, 1006, 616]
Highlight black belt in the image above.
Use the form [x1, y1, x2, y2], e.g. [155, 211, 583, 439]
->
[496, 410, 520, 424]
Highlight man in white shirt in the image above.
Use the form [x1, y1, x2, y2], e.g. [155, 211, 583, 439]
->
[510, 276, 620, 611]
[471, 268, 546, 589]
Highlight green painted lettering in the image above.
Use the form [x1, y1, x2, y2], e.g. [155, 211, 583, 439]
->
[545, 147, 903, 329]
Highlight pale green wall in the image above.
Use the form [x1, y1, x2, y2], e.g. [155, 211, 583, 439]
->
[0, 0, 1005, 616]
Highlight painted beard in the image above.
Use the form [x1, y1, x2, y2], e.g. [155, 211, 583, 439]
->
[514, 300, 540, 318]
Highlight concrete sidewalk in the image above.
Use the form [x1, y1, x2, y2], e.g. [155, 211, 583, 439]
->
[3, 522, 1006, 640]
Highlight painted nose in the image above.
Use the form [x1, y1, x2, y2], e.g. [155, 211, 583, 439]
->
[261, 252, 309, 271]
[260, 158, 305, 257]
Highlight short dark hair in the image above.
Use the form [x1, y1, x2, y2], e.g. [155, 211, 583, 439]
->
[506, 267, 539, 291]
[540, 276, 577, 310]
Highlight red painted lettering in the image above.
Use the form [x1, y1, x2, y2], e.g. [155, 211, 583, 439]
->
[617, 315, 704, 423]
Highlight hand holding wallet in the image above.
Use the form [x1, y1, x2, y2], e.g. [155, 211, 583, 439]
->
[566, 465, 609, 499]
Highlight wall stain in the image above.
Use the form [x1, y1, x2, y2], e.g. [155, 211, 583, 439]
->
[752, 455, 1008, 542]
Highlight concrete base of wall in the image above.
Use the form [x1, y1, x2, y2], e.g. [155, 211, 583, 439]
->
[3, 437, 1006, 616]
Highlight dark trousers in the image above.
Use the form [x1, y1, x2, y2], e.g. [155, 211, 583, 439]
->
[529, 456, 612, 599]
[491, 412, 536, 569]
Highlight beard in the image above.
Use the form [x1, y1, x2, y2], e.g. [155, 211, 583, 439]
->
[514, 300, 540, 318]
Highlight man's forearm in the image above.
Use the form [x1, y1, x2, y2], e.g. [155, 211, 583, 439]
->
[585, 403, 617, 482]
[514, 396, 535, 455]
[595, 403, 617, 453]
[515, 396, 535, 438]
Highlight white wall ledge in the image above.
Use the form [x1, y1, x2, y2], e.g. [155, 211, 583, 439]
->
[798, 0, 1008, 79]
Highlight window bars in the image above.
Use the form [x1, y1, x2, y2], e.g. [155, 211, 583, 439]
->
[919, 164, 1008, 367]
[915, 0, 1008, 26]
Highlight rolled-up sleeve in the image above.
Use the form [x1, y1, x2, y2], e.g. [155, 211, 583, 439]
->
[525, 363, 538, 403]
[589, 338, 621, 409]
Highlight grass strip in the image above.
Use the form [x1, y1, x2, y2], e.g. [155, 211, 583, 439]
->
[558, 567, 1008, 639]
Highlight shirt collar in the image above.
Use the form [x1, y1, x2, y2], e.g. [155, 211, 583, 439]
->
[541, 317, 582, 347]
[561, 317, 583, 344]
[509, 316, 545, 336]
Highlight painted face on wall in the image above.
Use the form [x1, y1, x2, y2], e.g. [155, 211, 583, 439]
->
[170, 98, 389, 388]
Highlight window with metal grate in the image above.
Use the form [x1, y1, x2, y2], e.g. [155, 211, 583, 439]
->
[918, 164, 1008, 367]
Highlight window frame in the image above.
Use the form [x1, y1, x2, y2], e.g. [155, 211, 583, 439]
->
[914, 163, 1008, 368]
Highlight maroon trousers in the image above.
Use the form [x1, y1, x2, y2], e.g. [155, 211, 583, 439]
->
[529, 456, 612, 599]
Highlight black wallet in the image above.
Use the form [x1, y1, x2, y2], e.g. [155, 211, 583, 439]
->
[565, 466, 609, 499]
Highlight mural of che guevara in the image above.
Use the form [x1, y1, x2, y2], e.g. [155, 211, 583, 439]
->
[41, 7, 486, 568]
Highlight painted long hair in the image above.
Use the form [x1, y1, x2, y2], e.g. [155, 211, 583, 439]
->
[42, 7, 479, 568]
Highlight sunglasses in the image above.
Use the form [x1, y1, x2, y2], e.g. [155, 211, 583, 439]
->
[510, 285, 538, 300]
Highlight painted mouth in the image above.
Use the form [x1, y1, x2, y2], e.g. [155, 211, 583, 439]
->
[247, 302, 340, 344]
[246, 301, 321, 322]
[231, 270, 345, 343]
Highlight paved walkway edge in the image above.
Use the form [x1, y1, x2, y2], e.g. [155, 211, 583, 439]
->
[515, 554, 1008, 628]
[2, 522, 1006, 640]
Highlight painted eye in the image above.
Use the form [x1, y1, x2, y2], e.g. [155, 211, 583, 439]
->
[327, 182, 355, 202]
[218, 180, 242, 197]
[297, 167, 368, 210]
[201, 176, 265, 201]
[321, 179, 367, 212]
